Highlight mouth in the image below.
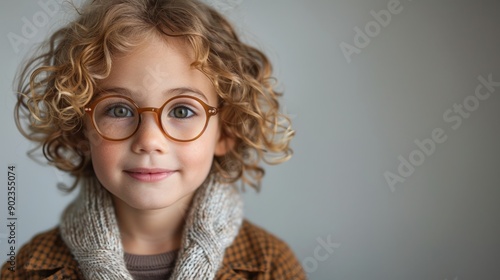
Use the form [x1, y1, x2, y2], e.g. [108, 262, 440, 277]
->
[124, 168, 176, 182]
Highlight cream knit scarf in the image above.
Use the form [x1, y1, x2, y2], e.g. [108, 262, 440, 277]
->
[59, 176, 243, 279]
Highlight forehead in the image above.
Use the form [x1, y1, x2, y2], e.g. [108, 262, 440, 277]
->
[96, 35, 217, 105]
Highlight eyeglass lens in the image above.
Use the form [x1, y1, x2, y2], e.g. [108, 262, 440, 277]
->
[91, 96, 209, 141]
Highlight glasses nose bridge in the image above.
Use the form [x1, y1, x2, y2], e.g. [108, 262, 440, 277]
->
[137, 106, 162, 126]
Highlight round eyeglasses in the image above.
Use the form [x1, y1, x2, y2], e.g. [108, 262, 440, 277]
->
[84, 95, 219, 142]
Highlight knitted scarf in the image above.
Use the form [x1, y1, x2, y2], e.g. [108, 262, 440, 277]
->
[59, 177, 243, 279]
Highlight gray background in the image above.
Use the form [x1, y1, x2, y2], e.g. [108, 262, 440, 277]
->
[1, 0, 500, 279]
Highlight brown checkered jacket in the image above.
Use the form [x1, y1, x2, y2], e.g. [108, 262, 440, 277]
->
[1, 220, 306, 279]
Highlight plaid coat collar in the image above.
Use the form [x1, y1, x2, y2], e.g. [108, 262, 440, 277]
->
[3, 220, 306, 279]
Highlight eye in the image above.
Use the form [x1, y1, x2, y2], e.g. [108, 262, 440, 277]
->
[105, 104, 134, 118]
[169, 106, 195, 119]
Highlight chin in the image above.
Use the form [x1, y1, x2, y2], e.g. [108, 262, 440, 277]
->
[120, 194, 193, 212]
[128, 199, 178, 210]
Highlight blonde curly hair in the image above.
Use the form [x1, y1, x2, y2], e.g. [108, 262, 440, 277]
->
[15, 0, 294, 191]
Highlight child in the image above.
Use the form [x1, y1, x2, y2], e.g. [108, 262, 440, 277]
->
[1, 0, 305, 279]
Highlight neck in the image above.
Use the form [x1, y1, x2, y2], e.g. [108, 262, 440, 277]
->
[112, 194, 193, 255]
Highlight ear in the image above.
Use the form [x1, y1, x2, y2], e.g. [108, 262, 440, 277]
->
[214, 131, 235, 156]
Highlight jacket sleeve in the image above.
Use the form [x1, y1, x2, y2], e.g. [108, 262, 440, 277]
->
[268, 238, 307, 280]
[220, 220, 308, 280]
[1, 228, 81, 280]
[1, 241, 34, 280]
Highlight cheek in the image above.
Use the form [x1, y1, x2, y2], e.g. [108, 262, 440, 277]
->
[177, 131, 219, 172]
[86, 114, 120, 162]
[89, 141, 121, 181]
[177, 144, 214, 169]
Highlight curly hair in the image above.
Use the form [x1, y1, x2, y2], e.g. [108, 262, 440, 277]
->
[15, 0, 294, 191]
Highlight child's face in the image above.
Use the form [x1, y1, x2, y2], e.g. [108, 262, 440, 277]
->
[86, 35, 230, 211]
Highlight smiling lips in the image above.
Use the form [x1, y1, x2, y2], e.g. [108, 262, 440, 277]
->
[124, 168, 175, 182]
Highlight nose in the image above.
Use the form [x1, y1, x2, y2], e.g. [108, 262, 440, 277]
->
[130, 110, 168, 154]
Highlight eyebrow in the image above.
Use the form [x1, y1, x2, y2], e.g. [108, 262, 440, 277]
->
[94, 86, 209, 103]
